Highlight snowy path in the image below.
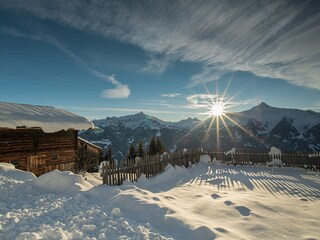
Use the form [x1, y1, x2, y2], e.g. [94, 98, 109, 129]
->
[1, 161, 320, 239]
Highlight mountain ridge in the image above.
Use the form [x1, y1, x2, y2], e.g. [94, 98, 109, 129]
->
[79, 103, 320, 159]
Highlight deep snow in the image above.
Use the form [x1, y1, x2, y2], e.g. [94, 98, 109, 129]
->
[0, 159, 319, 240]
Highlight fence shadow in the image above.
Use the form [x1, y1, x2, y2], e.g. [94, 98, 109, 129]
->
[100, 150, 320, 201]
[188, 163, 320, 201]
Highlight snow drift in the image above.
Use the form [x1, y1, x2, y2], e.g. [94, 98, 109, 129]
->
[0, 163, 36, 181]
[1, 155, 319, 240]
[31, 170, 93, 194]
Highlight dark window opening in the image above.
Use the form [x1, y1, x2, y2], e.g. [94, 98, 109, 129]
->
[10, 160, 19, 167]
[51, 154, 58, 161]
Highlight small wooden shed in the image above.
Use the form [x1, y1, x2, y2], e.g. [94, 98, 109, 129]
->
[0, 102, 95, 176]
[77, 137, 102, 172]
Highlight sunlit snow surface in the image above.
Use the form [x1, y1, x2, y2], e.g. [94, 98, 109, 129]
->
[0, 161, 319, 240]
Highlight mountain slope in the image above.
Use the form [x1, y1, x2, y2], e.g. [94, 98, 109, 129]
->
[239, 102, 320, 131]
[79, 103, 320, 159]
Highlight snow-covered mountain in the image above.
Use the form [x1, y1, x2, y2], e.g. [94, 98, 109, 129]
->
[79, 103, 320, 159]
[94, 112, 167, 130]
[93, 112, 200, 130]
[237, 102, 320, 131]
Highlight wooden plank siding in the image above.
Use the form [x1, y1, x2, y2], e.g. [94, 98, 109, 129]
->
[0, 128, 78, 176]
[77, 138, 102, 172]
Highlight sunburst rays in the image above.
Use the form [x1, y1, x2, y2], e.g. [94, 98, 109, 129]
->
[178, 79, 262, 151]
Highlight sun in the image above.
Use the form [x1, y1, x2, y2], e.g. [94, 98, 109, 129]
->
[210, 102, 225, 116]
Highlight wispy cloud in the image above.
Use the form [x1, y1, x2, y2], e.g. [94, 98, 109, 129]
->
[101, 83, 130, 99]
[0, 26, 41, 40]
[186, 94, 218, 105]
[0, 26, 130, 99]
[142, 94, 261, 113]
[161, 93, 181, 98]
[95, 73, 130, 99]
[140, 55, 171, 74]
[190, 67, 225, 87]
[1, 1, 320, 89]
[141, 100, 196, 110]
[185, 94, 227, 111]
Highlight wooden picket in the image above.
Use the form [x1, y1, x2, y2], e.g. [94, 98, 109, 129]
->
[101, 150, 320, 186]
[101, 150, 203, 185]
[211, 151, 320, 169]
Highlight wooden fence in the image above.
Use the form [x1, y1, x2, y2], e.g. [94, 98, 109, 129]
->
[101, 150, 203, 185]
[101, 150, 320, 186]
[206, 151, 320, 170]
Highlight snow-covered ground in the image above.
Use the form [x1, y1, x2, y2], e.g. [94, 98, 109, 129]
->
[1, 159, 319, 240]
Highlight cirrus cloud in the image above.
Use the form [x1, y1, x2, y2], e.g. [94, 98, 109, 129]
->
[1, 0, 320, 89]
[161, 93, 181, 98]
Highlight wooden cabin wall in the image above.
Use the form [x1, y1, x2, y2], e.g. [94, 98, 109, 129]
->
[0, 128, 78, 176]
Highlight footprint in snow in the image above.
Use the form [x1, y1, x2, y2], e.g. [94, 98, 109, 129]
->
[235, 206, 251, 216]
[211, 193, 221, 199]
[224, 200, 233, 206]
[215, 227, 228, 233]
[136, 189, 148, 195]
[152, 197, 160, 201]
[164, 196, 175, 200]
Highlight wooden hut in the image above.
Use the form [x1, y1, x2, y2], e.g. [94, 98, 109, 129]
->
[0, 102, 95, 176]
[77, 137, 102, 172]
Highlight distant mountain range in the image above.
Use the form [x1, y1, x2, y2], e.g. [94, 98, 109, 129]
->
[79, 103, 320, 160]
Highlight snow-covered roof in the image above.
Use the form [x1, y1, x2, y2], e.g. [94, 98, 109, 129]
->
[78, 137, 102, 150]
[0, 102, 94, 133]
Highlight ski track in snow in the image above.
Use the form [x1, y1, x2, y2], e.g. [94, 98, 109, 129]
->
[1, 161, 320, 240]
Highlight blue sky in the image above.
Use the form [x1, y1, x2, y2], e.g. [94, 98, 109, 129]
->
[0, 0, 320, 121]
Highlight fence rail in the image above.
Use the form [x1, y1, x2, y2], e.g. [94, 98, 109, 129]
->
[101, 150, 203, 185]
[101, 150, 320, 186]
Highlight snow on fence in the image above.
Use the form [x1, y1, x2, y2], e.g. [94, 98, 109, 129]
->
[100, 150, 203, 186]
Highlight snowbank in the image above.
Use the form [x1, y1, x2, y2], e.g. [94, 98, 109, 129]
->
[82, 172, 102, 186]
[199, 154, 211, 164]
[268, 147, 282, 166]
[160, 152, 169, 161]
[1, 158, 320, 240]
[0, 163, 36, 181]
[31, 170, 93, 194]
[268, 158, 282, 167]
[0, 162, 15, 169]
[0, 102, 93, 133]
[269, 146, 282, 158]
[99, 161, 109, 173]
[136, 164, 188, 188]
[225, 147, 236, 156]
